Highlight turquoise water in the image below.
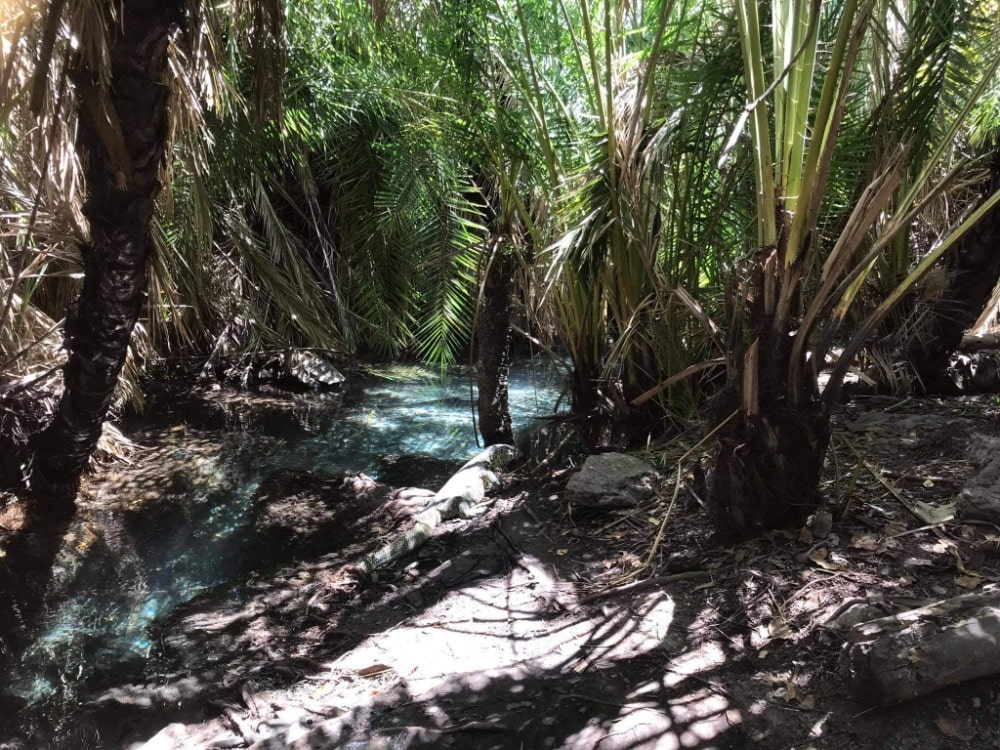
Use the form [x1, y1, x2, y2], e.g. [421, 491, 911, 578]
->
[256, 362, 566, 475]
[12, 362, 566, 701]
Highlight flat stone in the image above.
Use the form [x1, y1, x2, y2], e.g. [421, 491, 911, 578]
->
[955, 436, 1000, 523]
[565, 453, 661, 509]
[966, 432, 1000, 469]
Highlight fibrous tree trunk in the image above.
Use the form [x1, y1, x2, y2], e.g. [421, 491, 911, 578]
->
[476, 242, 515, 446]
[708, 300, 831, 538]
[0, 0, 183, 660]
[905, 152, 1000, 393]
[710, 406, 830, 534]
[32, 0, 184, 499]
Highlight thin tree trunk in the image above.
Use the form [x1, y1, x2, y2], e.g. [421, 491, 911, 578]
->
[467, 165, 516, 447]
[905, 152, 1000, 393]
[476, 243, 515, 446]
[0, 0, 183, 661]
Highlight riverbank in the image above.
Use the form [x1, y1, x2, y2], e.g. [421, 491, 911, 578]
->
[3, 392, 1000, 749]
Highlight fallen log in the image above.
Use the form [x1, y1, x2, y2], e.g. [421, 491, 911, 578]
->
[839, 586, 1000, 705]
[356, 443, 517, 573]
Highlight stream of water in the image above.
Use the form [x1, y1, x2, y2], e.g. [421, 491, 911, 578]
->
[11, 362, 568, 702]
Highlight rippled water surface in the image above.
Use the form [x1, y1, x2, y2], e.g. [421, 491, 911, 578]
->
[14, 362, 567, 701]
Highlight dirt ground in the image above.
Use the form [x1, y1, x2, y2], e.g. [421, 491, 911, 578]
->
[6, 394, 1000, 749]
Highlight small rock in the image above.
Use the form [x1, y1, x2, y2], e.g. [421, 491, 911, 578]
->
[957, 455, 1000, 524]
[807, 510, 834, 539]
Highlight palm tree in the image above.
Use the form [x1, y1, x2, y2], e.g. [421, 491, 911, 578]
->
[0, 0, 186, 660]
[707, 0, 1000, 537]
[498, 0, 743, 430]
[0, 0, 283, 656]
[903, 147, 1000, 392]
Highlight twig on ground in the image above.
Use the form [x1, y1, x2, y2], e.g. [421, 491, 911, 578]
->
[579, 570, 711, 604]
[640, 410, 739, 574]
[863, 460, 949, 533]
[382, 720, 508, 735]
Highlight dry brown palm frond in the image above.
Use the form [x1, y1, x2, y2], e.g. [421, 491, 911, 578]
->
[0, 291, 64, 377]
[219, 204, 343, 352]
[1, 7, 108, 402]
[1, 2, 112, 402]
[971, 279, 1000, 335]
[1, 0, 297, 399]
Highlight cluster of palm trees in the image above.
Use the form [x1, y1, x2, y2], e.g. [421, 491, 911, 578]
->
[2, 0, 999, 547]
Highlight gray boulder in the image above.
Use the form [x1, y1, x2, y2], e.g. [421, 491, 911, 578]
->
[565, 453, 661, 509]
[956, 433, 1000, 524]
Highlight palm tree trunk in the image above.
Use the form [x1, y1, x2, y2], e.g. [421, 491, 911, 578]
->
[32, 0, 184, 500]
[709, 395, 830, 538]
[0, 0, 183, 663]
[707, 275, 831, 539]
[476, 244, 515, 445]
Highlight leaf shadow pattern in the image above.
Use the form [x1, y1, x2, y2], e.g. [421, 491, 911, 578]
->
[0, 483, 763, 749]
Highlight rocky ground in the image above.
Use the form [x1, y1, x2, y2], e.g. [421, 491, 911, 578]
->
[4, 394, 1000, 749]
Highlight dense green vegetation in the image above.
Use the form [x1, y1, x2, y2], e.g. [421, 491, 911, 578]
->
[1, 0, 999, 572]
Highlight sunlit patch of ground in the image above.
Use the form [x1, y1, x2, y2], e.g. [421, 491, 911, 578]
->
[6, 394, 1000, 749]
[61, 485, 752, 750]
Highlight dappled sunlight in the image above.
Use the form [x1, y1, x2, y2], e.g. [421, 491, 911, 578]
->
[39, 481, 754, 749]
[658, 640, 728, 691]
[561, 689, 739, 750]
[10, 393, 1000, 749]
[2, 0, 1000, 748]
[88, 677, 209, 711]
[233, 572, 745, 750]
[6, 370, 562, 703]
[332, 583, 675, 690]
[18, 393, 1000, 748]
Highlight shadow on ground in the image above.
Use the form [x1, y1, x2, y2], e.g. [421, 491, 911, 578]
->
[6, 396, 1000, 749]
